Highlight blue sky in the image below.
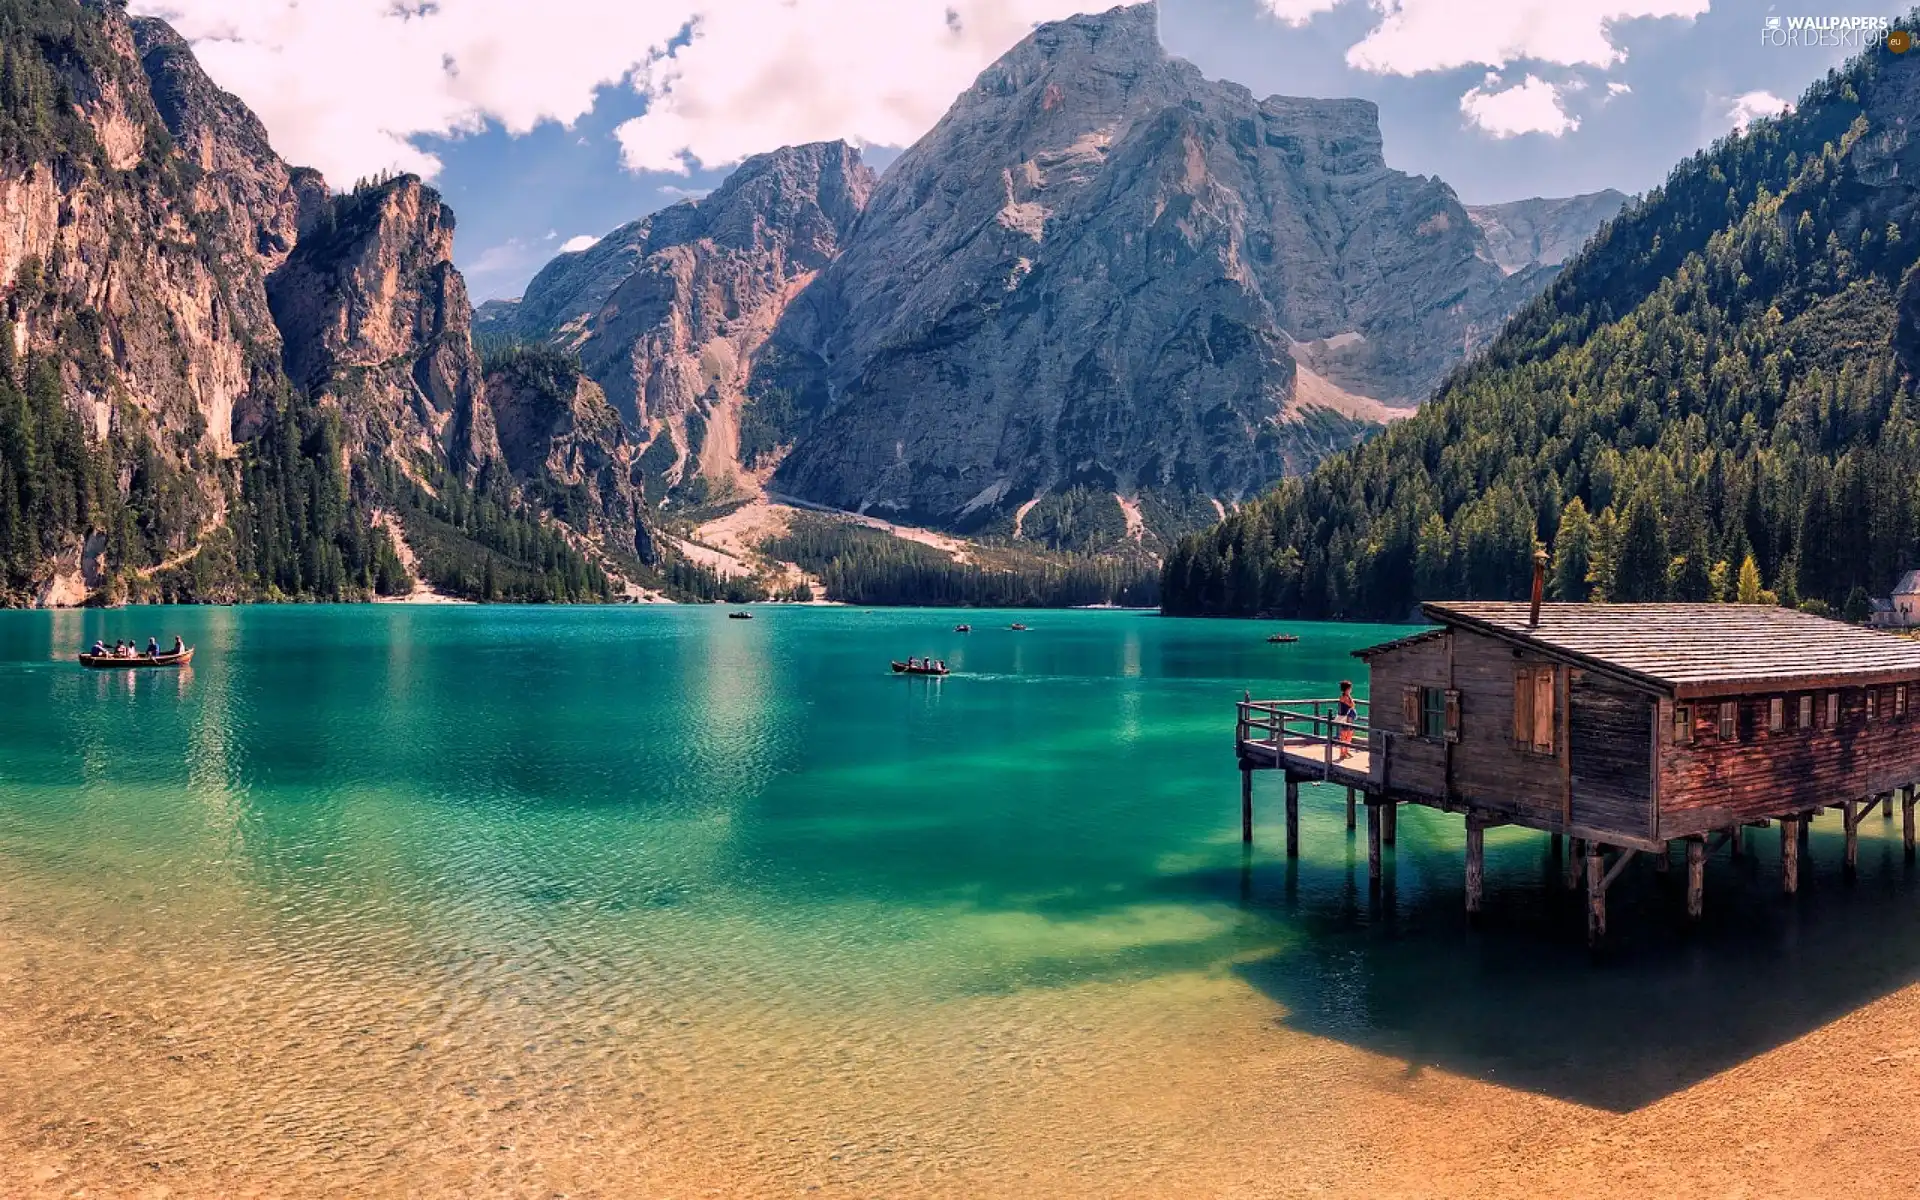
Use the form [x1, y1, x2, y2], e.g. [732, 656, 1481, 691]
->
[134, 0, 1880, 301]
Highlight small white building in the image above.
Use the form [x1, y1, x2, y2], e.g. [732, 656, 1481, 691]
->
[1872, 570, 1920, 628]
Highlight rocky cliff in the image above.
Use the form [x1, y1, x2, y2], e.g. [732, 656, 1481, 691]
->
[267, 176, 500, 473]
[486, 345, 652, 561]
[0, 0, 649, 604]
[1466, 189, 1629, 274]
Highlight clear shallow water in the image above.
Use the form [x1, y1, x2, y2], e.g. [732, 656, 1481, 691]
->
[8, 606, 1920, 1194]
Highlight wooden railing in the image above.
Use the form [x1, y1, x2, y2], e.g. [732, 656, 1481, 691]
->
[1237, 696, 1371, 773]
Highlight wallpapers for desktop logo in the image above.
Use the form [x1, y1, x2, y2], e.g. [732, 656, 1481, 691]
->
[1760, 13, 1906, 51]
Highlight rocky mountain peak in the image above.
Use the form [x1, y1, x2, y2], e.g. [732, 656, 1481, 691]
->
[694, 140, 875, 263]
[268, 175, 497, 470]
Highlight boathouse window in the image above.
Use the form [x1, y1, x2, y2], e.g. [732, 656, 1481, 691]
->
[1900, 686, 1909, 719]
[1512, 665, 1556, 754]
[1402, 686, 1456, 741]
[1768, 697, 1785, 733]
[1799, 694, 1814, 730]
[1674, 705, 1692, 745]
[1827, 692, 1840, 727]
[1868, 690, 1878, 721]
[1718, 701, 1738, 742]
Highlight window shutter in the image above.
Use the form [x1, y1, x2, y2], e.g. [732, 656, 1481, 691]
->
[1444, 689, 1461, 743]
[1513, 669, 1534, 745]
[1402, 686, 1420, 735]
[1532, 667, 1556, 753]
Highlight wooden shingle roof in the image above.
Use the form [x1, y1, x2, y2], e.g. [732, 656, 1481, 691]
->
[1422, 602, 1920, 698]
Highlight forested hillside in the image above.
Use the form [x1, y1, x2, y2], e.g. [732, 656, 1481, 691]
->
[1163, 26, 1920, 621]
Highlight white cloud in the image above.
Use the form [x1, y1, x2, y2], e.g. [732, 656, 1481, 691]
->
[559, 235, 600, 254]
[613, 0, 1090, 174]
[133, 1, 1091, 186]
[132, 0, 693, 184]
[1258, 0, 1344, 25]
[1459, 74, 1579, 138]
[1341, 0, 1709, 76]
[1726, 90, 1790, 132]
[1607, 81, 1633, 97]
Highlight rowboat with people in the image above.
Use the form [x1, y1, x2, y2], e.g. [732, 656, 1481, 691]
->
[80, 646, 194, 670]
[892, 659, 950, 676]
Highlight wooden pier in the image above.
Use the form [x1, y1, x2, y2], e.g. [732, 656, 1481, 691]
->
[1234, 581, 1920, 945]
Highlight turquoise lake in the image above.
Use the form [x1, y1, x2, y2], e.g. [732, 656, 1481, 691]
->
[6, 606, 1920, 1195]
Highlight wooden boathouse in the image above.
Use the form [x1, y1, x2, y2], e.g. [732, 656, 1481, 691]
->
[1236, 583, 1920, 943]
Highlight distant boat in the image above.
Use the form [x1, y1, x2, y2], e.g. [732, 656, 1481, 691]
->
[1267, 633, 1299, 644]
[1009, 623, 1029, 631]
[727, 611, 754, 620]
[892, 660, 950, 676]
[80, 647, 194, 670]
[954, 624, 972, 633]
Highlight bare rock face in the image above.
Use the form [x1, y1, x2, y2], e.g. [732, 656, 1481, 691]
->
[0, 1, 274, 524]
[268, 177, 500, 471]
[762, 2, 1591, 535]
[501, 142, 874, 500]
[1467, 190, 1629, 274]
[486, 348, 654, 563]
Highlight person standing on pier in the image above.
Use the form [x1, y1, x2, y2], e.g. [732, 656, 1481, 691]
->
[1335, 680, 1358, 761]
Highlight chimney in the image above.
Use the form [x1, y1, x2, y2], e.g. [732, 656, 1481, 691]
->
[1530, 548, 1548, 627]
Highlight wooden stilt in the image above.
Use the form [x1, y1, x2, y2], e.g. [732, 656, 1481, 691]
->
[1586, 843, 1606, 947]
[1549, 832, 1563, 855]
[1383, 802, 1397, 847]
[1782, 817, 1800, 894]
[1654, 841, 1670, 873]
[1686, 838, 1705, 919]
[1904, 786, 1916, 860]
[1285, 777, 1300, 860]
[1844, 800, 1861, 877]
[1465, 813, 1485, 917]
[1345, 786, 1356, 832]
[1729, 824, 1744, 860]
[1887, 791, 1897, 820]
[1241, 766, 1253, 845]
[1366, 801, 1382, 889]
[1565, 836, 1584, 890]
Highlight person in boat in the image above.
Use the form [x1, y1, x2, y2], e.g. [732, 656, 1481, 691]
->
[91, 640, 107, 657]
[171, 635, 185, 656]
[147, 637, 159, 657]
[1335, 680, 1359, 762]
[112, 639, 126, 657]
[935, 660, 946, 673]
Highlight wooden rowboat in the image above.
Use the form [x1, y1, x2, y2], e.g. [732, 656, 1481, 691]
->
[1267, 634, 1299, 644]
[1009, 623, 1028, 631]
[727, 611, 754, 620]
[954, 624, 972, 633]
[79, 647, 194, 670]
[892, 661, 950, 676]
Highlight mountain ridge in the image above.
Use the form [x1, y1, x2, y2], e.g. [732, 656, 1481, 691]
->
[495, 2, 1623, 551]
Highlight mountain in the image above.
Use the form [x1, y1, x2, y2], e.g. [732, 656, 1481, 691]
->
[0, 0, 653, 606]
[1162, 23, 1920, 621]
[1467, 190, 1629, 274]
[481, 141, 874, 509]
[498, 3, 1616, 550]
